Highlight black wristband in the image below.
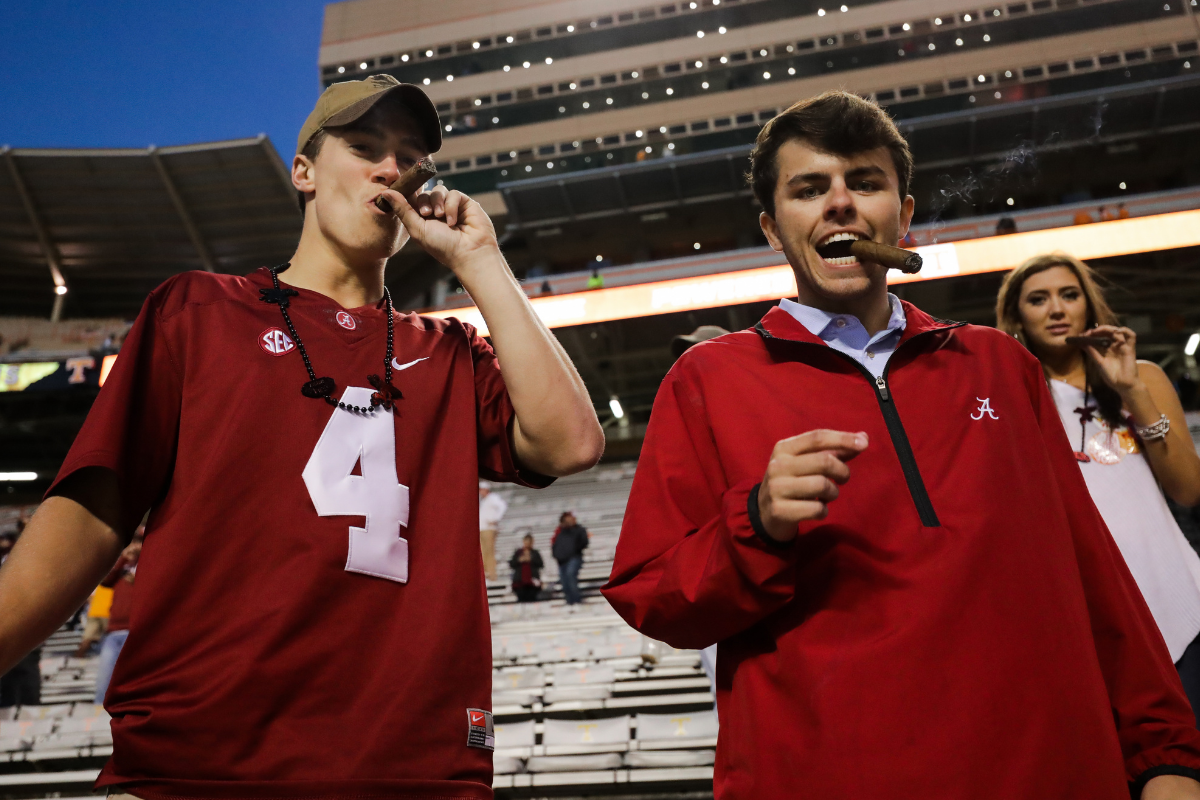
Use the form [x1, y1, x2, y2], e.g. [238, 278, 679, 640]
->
[1129, 765, 1200, 798]
[748, 482, 793, 550]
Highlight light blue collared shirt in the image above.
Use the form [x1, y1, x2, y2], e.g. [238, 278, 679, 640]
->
[778, 294, 906, 379]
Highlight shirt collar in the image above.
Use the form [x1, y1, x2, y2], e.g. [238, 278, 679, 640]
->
[778, 294, 906, 343]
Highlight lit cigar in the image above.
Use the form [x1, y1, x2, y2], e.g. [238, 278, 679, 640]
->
[374, 157, 438, 214]
[849, 240, 923, 274]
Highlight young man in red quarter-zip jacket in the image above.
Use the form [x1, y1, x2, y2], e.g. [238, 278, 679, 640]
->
[602, 91, 1200, 799]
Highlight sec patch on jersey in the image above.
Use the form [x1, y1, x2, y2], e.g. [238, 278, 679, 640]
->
[259, 327, 295, 356]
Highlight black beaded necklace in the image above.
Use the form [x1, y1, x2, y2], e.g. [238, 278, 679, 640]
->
[259, 263, 401, 414]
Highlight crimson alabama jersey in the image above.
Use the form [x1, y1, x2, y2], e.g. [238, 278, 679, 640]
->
[49, 268, 551, 800]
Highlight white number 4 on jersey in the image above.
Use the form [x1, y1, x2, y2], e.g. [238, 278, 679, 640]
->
[303, 387, 411, 583]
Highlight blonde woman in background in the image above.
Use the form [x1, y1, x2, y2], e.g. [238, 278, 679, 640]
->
[997, 252, 1200, 710]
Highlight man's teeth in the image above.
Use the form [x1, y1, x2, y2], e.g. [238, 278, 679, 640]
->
[820, 232, 864, 246]
[825, 255, 860, 266]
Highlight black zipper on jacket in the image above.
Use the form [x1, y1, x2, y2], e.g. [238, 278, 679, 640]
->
[756, 320, 964, 529]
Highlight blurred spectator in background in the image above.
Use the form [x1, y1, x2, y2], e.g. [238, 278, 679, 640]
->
[94, 530, 142, 705]
[74, 582, 114, 657]
[509, 533, 544, 603]
[899, 231, 918, 247]
[1118, 202, 1131, 219]
[539, 280, 554, 296]
[995, 216, 1018, 235]
[671, 325, 730, 360]
[669, 325, 729, 700]
[587, 269, 605, 290]
[1073, 208, 1094, 225]
[1099, 205, 1116, 222]
[479, 481, 508, 581]
[0, 526, 39, 708]
[0, 532, 15, 564]
[997, 253, 1200, 711]
[552, 511, 589, 605]
[0, 647, 39, 708]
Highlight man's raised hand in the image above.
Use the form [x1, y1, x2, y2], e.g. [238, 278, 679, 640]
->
[384, 184, 498, 273]
[757, 429, 868, 543]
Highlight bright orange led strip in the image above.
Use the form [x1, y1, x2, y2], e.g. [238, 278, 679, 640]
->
[426, 209, 1200, 336]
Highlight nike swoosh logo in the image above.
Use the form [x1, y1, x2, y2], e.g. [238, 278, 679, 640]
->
[391, 357, 429, 371]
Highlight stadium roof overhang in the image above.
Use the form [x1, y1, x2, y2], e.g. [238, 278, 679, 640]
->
[0, 136, 302, 320]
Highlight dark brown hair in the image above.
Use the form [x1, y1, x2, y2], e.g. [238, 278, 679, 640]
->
[748, 91, 913, 218]
[996, 252, 1124, 429]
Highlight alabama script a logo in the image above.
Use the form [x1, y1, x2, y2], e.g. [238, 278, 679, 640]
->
[259, 327, 295, 356]
[971, 397, 999, 420]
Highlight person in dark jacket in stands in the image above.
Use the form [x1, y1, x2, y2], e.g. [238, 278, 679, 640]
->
[509, 533, 544, 603]
[552, 511, 589, 605]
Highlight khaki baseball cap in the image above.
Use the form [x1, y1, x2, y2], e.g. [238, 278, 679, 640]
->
[297, 74, 442, 156]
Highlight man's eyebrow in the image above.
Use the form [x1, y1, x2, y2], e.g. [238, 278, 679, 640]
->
[785, 171, 829, 186]
[845, 165, 888, 180]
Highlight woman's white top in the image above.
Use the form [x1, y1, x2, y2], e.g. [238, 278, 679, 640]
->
[1051, 379, 1200, 661]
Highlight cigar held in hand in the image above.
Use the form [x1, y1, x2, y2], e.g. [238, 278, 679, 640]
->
[374, 157, 438, 214]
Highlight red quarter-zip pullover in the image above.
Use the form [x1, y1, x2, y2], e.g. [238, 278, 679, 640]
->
[603, 302, 1200, 798]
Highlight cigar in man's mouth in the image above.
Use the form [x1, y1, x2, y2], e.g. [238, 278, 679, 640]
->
[374, 157, 438, 214]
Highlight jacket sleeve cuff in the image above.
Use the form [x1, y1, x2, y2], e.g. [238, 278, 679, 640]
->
[1129, 765, 1200, 798]
[747, 482, 794, 550]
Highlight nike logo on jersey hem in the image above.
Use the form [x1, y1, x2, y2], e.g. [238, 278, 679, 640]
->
[391, 357, 429, 371]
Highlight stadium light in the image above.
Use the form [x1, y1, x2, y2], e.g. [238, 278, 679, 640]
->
[964, 13, 972, 20]
[570, 82, 577, 89]
[0, 472, 37, 482]
[666, 88, 674, 95]
[545, 57, 553, 64]
[693, 242, 701, 250]
[475, 99, 482, 106]
[426, 49, 433, 56]
[472, 41, 480, 49]
[609, 397, 625, 419]
[360, 62, 368, 69]
[506, 36, 514, 42]
[1120, 182, 1127, 190]
[818, 8, 826, 15]
[935, 17, 943, 23]
[423, 78, 430, 85]
[902, 22, 911, 30]
[503, 65, 511, 72]
[401, 55, 409, 62]
[567, 25, 574, 31]
[631, 71, 639, 78]
[697, 30, 705, 37]
[54, 285, 68, 295]
[719, 26, 727, 33]
[523, 61, 530, 68]
[1187, 334, 1200, 356]
[338, 66, 346, 74]
[703, 81, 711, 88]
[446, 75, 454, 81]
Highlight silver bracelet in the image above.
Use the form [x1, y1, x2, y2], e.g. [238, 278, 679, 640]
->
[1136, 414, 1170, 442]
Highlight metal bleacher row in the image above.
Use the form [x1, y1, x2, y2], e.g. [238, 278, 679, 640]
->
[1, 461, 718, 798]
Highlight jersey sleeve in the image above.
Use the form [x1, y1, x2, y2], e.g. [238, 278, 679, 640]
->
[46, 286, 184, 534]
[1022, 355, 1200, 791]
[467, 325, 554, 489]
[601, 368, 801, 650]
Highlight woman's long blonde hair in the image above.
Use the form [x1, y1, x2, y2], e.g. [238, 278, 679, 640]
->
[995, 252, 1124, 428]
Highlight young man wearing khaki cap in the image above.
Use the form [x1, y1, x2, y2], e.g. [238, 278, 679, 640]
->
[0, 75, 603, 799]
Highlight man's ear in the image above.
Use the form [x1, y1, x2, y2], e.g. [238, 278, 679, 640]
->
[760, 211, 785, 253]
[898, 194, 916, 239]
[292, 154, 316, 195]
